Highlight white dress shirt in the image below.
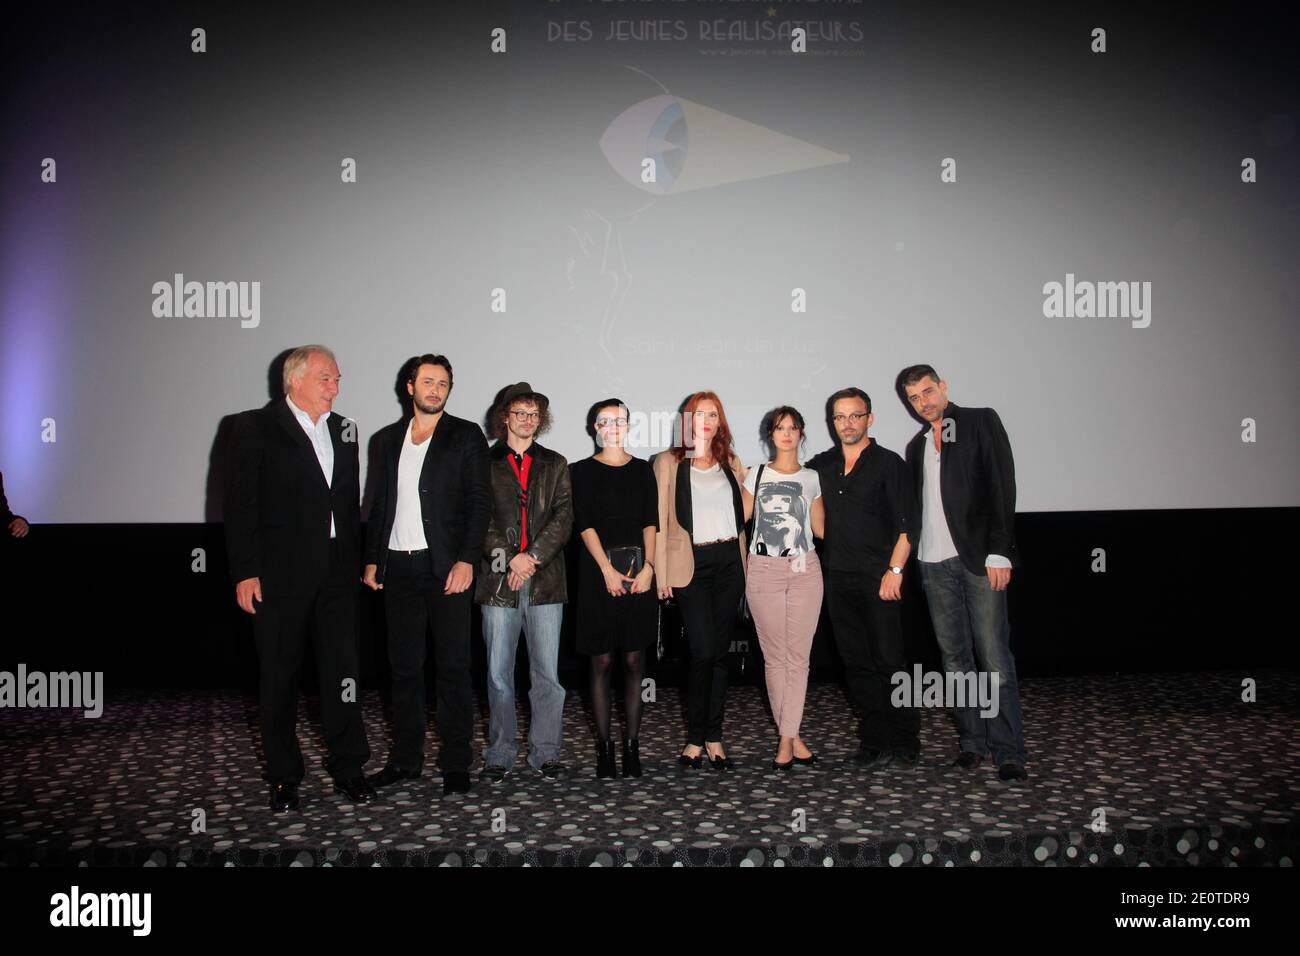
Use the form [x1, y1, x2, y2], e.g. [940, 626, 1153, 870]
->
[388, 420, 431, 551]
[286, 395, 336, 539]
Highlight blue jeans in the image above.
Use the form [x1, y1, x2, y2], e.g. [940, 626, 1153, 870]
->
[480, 577, 566, 770]
[918, 556, 1027, 765]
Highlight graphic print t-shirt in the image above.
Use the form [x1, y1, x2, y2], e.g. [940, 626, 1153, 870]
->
[743, 465, 821, 557]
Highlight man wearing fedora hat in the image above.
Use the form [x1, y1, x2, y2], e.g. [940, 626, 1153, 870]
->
[476, 383, 573, 781]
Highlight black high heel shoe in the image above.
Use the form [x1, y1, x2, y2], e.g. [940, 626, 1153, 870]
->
[771, 758, 794, 771]
[678, 747, 704, 769]
[622, 738, 642, 778]
[792, 752, 818, 766]
[596, 739, 617, 779]
[707, 751, 734, 771]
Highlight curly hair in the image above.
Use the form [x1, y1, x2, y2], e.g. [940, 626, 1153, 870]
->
[491, 392, 553, 442]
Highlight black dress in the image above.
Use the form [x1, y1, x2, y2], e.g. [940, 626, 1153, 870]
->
[569, 455, 660, 655]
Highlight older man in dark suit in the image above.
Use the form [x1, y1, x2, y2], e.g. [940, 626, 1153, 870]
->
[225, 345, 373, 812]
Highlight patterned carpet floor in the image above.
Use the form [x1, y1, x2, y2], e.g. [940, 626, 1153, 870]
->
[2, 671, 1297, 866]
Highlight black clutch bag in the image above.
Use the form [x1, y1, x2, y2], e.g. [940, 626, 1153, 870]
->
[605, 545, 645, 592]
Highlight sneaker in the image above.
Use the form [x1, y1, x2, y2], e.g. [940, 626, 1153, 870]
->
[479, 763, 510, 783]
[535, 760, 566, 780]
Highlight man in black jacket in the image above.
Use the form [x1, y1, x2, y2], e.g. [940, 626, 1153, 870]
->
[476, 383, 573, 782]
[901, 365, 1027, 781]
[1, 471, 29, 539]
[225, 345, 374, 812]
[363, 354, 490, 796]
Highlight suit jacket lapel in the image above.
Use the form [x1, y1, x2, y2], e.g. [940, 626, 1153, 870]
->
[675, 458, 693, 535]
[274, 399, 329, 491]
[326, 413, 343, 487]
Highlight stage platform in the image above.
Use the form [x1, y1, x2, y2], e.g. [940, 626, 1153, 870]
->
[2, 672, 1296, 867]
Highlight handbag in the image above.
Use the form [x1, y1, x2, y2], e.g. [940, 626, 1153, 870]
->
[738, 463, 765, 620]
[605, 545, 644, 592]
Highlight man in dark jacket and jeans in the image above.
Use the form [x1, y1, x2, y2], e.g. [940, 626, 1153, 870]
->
[363, 354, 489, 796]
[476, 383, 573, 781]
[901, 365, 1028, 782]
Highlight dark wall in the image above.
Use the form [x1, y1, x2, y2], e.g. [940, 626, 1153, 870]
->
[3, 507, 1295, 692]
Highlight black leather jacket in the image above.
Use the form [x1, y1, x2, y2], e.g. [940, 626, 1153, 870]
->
[475, 440, 573, 607]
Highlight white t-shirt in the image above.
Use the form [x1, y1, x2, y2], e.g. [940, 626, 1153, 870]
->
[388, 422, 431, 551]
[744, 464, 821, 556]
[689, 461, 738, 542]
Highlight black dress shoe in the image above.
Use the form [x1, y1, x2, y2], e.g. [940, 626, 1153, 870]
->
[890, 749, 920, 768]
[792, 752, 818, 766]
[269, 782, 299, 813]
[772, 758, 794, 771]
[708, 753, 734, 771]
[852, 747, 888, 768]
[333, 776, 376, 803]
[443, 771, 472, 795]
[621, 738, 642, 778]
[678, 748, 704, 769]
[951, 751, 984, 770]
[367, 764, 421, 789]
[998, 761, 1028, 782]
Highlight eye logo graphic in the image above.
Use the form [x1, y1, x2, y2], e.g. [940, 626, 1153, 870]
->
[599, 94, 849, 195]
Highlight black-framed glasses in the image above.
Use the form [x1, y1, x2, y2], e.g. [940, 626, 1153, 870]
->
[832, 412, 869, 424]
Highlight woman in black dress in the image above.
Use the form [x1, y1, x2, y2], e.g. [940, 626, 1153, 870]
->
[570, 399, 659, 778]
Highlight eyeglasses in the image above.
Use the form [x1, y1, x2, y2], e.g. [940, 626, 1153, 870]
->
[595, 417, 628, 428]
[832, 412, 869, 424]
[509, 410, 540, 421]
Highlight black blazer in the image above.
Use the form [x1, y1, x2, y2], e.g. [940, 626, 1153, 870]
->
[364, 412, 490, 584]
[904, 401, 1019, 575]
[0, 470, 24, 526]
[224, 399, 362, 596]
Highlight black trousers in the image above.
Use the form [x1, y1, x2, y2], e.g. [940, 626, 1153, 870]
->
[673, 541, 744, 746]
[252, 540, 370, 784]
[381, 549, 475, 774]
[826, 568, 920, 753]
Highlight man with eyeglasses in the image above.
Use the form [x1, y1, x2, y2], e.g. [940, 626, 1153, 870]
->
[476, 383, 573, 781]
[807, 387, 921, 769]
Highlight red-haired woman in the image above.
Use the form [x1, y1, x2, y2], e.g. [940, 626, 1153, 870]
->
[653, 392, 749, 770]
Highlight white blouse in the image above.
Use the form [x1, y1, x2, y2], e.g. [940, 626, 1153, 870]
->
[689, 462, 737, 542]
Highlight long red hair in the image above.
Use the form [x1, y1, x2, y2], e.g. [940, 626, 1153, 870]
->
[670, 391, 737, 465]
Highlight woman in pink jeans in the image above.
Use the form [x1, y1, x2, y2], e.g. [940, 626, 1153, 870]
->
[741, 407, 825, 770]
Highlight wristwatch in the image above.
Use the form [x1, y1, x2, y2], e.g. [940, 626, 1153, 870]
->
[888, 565, 903, 575]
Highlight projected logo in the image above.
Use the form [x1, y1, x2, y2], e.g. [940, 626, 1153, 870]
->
[569, 78, 845, 396]
[599, 93, 848, 194]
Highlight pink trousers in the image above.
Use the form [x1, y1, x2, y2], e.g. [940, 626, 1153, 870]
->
[745, 551, 824, 738]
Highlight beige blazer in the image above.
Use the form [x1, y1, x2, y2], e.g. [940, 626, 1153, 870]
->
[652, 451, 748, 589]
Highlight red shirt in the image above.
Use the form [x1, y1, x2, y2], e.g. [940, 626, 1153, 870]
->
[506, 450, 533, 550]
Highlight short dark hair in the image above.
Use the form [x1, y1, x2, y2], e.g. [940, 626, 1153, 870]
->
[406, 353, 454, 389]
[492, 391, 553, 441]
[826, 387, 872, 420]
[759, 405, 806, 455]
[899, 364, 940, 390]
[585, 398, 627, 440]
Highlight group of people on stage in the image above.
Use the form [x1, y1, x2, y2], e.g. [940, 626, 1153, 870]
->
[224, 345, 1028, 813]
